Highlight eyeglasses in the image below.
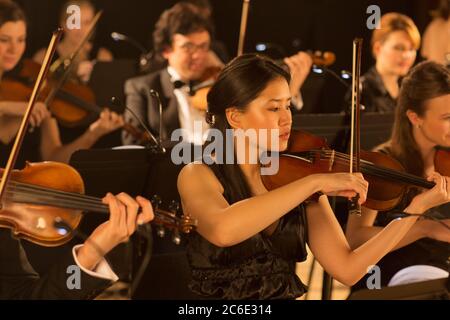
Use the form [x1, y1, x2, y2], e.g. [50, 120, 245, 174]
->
[177, 42, 210, 54]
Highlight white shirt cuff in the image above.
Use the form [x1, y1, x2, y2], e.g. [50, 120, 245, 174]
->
[72, 245, 119, 282]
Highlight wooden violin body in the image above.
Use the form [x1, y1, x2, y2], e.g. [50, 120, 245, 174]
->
[1, 59, 151, 144]
[0, 162, 198, 247]
[0, 162, 84, 246]
[262, 130, 448, 211]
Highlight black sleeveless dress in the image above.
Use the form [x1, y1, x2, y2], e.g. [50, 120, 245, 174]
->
[186, 164, 309, 300]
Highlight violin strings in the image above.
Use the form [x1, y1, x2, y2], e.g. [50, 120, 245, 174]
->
[4, 184, 180, 224]
[10, 187, 107, 212]
[6, 180, 103, 203]
[314, 150, 434, 188]
[7, 189, 109, 213]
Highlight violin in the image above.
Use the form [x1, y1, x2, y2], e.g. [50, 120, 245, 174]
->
[0, 31, 195, 248]
[0, 59, 152, 144]
[261, 129, 450, 211]
[188, 51, 336, 111]
[0, 161, 197, 247]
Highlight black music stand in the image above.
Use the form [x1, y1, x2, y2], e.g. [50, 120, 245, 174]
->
[131, 142, 199, 300]
[69, 147, 154, 282]
[348, 277, 449, 300]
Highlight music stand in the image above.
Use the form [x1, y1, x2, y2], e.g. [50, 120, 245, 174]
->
[348, 277, 449, 300]
[131, 142, 200, 300]
[69, 147, 154, 282]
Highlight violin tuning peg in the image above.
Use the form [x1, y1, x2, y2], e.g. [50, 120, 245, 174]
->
[156, 226, 165, 238]
[151, 195, 162, 208]
[172, 230, 181, 245]
[168, 200, 180, 213]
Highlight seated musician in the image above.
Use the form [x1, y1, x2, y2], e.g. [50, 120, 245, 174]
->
[0, 192, 153, 300]
[177, 54, 450, 300]
[344, 13, 420, 113]
[346, 61, 450, 290]
[0, 0, 123, 166]
[33, 0, 113, 84]
[123, 2, 312, 146]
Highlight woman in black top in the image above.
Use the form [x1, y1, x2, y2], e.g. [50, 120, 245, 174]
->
[0, 1, 154, 299]
[0, 0, 122, 166]
[345, 13, 420, 113]
[347, 61, 450, 289]
[177, 54, 450, 300]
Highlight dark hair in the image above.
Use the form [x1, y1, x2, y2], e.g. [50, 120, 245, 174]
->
[206, 54, 291, 202]
[389, 61, 450, 176]
[0, 0, 26, 28]
[153, 2, 213, 55]
[184, 0, 212, 13]
[431, 0, 450, 20]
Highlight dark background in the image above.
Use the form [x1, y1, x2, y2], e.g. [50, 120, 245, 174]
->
[11, 0, 440, 294]
[16, 0, 438, 75]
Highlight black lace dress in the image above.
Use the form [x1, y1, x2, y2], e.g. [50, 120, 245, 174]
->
[186, 164, 309, 300]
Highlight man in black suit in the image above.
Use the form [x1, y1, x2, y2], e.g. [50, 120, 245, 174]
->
[123, 2, 216, 146]
[0, 193, 153, 299]
[123, 2, 313, 147]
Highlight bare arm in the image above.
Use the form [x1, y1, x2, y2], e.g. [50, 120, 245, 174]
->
[178, 163, 322, 247]
[39, 118, 102, 163]
[178, 163, 367, 247]
[345, 206, 429, 251]
[307, 196, 425, 286]
[40, 110, 123, 163]
[308, 173, 450, 286]
[32, 48, 46, 64]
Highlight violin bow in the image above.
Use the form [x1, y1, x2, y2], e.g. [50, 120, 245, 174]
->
[45, 10, 103, 106]
[348, 38, 363, 216]
[237, 0, 250, 56]
[0, 29, 63, 206]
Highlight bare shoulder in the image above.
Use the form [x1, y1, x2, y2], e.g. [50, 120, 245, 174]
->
[33, 48, 46, 63]
[178, 162, 224, 195]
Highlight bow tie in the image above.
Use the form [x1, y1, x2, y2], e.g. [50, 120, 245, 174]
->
[173, 80, 199, 95]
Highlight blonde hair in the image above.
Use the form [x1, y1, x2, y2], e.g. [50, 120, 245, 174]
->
[371, 12, 421, 57]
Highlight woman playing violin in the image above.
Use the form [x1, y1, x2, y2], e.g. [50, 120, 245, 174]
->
[177, 54, 450, 300]
[0, 0, 123, 166]
[33, 0, 113, 84]
[0, 1, 155, 300]
[346, 61, 450, 289]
